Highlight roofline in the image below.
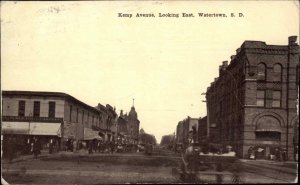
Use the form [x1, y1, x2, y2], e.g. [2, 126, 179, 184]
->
[2, 90, 100, 114]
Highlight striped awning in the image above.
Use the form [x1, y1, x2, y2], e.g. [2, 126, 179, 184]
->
[2, 121, 61, 136]
[84, 128, 102, 140]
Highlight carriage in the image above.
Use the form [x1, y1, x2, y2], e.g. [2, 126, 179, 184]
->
[177, 142, 242, 183]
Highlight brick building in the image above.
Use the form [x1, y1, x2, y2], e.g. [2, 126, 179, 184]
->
[2, 91, 116, 150]
[205, 36, 299, 160]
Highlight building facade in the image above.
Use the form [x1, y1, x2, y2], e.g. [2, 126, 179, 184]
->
[176, 117, 199, 148]
[2, 91, 116, 150]
[127, 106, 140, 144]
[198, 116, 207, 142]
[115, 106, 140, 144]
[205, 36, 299, 160]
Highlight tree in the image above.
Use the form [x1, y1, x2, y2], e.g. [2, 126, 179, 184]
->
[160, 134, 175, 146]
[139, 129, 157, 145]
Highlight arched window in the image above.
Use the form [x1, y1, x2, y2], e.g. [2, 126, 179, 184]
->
[257, 63, 266, 81]
[273, 64, 282, 82]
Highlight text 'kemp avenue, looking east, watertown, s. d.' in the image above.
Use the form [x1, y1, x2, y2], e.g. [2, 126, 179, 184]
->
[117, 13, 244, 18]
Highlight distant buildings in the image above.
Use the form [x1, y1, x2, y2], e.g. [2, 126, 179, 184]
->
[116, 106, 140, 144]
[127, 106, 140, 144]
[176, 116, 198, 148]
[139, 128, 156, 145]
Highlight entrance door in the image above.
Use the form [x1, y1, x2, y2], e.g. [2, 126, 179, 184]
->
[255, 146, 266, 159]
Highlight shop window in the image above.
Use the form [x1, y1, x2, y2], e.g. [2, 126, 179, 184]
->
[256, 90, 265, 106]
[18, 100, 25, 117]
[272, 91, 281, 108]
[255, 131, 281, 141]
[48, 102, 56, 118]
[33, 101, 40, 117]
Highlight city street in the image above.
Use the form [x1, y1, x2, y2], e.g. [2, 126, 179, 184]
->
[2, 148, 181, 184]
[2, 147, 298, 184]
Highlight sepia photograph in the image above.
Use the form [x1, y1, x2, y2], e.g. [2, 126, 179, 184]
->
[1, 0, 299, 184]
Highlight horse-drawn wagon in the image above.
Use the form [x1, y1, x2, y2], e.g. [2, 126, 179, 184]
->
[176, 143, 242, 183]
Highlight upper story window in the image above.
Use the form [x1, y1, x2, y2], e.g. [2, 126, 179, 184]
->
[18, 100, 25, 117]
[82, 110, 85, 124]
[76, 108, 79, 123]
[70, 105, 73, 121]
[48, 102, 56, 118]
[273, 64, 282, 82]
[272, 91, 281, 108]
[33, 101, 40, 117]
[257, 63, 266, 81]
[256, 90, 265, 107]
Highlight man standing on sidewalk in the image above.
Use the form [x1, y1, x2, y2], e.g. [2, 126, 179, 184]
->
[6, 136, 16, 163]
[33, 138, 41, 159]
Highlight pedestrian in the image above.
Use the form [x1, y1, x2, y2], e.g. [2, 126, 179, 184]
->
[33, 138, 41, 159]
[88, 141, 93, 154]
[49, 139, 53, 154]
[6, 137, 16, 163]
[72, 140, 77, 152]
[110, 141, 115, 154]
[282, 150, 287, 161]
[248, 147, 255, 160]
[97, 141, 100, 153]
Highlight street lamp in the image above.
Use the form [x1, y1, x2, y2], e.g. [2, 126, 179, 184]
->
[28, 112, 32, 135]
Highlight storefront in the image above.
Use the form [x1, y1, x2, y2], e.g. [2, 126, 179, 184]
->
[2, 121, 62, 155]
[253, 117, 282, 160]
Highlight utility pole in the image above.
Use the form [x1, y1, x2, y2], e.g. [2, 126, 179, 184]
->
[201, 93, 209, 138]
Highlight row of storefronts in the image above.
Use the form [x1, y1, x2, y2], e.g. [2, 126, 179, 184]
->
[1, 91, 140, 154]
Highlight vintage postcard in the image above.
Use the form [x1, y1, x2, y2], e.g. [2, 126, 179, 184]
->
[1, 0, 299, 184]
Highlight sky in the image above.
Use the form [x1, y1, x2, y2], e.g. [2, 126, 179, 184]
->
[1, 1, 299, 143]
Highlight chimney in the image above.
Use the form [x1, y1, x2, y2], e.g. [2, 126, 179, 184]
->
[288, 36, 297, 45]
[120, 110, 123, 116]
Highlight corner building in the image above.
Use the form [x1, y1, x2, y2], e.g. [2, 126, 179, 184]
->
[206, 36, 299, 160]
[2, 91, 116, 150]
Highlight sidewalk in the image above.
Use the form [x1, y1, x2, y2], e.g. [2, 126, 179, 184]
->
[2, 149, 153, 164]
[240, 158, 298, 164]
[2, 150, 50, 164]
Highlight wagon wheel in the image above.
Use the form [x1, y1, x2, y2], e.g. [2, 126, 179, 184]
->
[231, 174, 242, 184]
[230, 162, 242, 184]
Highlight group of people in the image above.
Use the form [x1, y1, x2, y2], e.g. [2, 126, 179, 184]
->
[64, 139, 138, 154]
[3, 136, 43, 163]
[248, 146, 288, 161]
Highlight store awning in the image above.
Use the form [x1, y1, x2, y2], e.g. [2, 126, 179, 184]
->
[256, 119, 282, 132]
[84, 128, 102, 140]
[2, 122, 61, 137]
